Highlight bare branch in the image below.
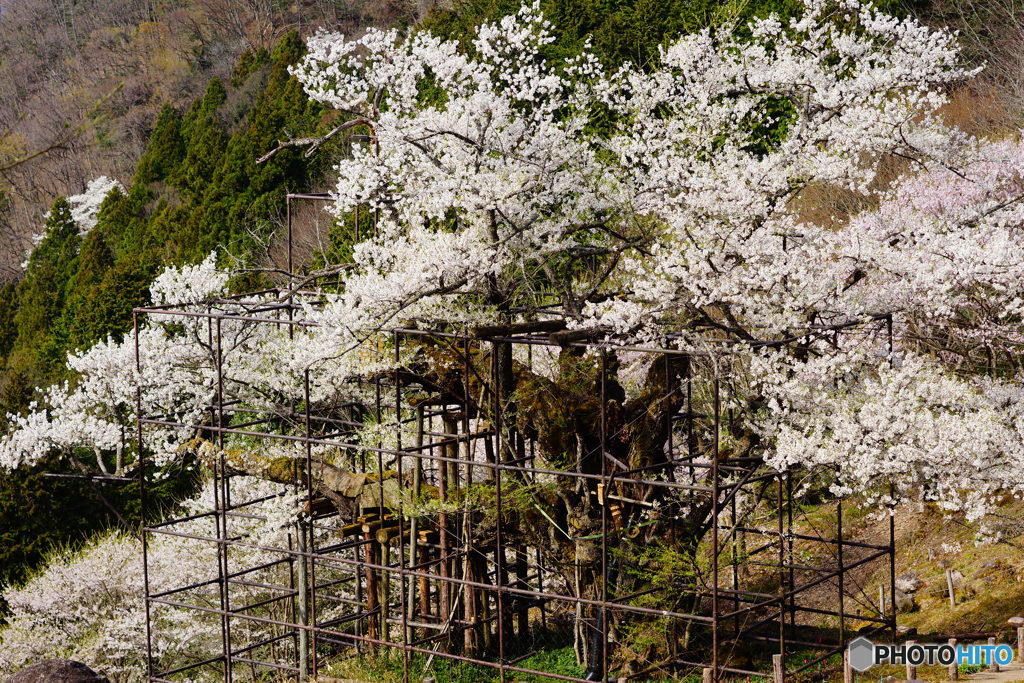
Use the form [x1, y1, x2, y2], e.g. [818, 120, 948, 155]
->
[256, 117, 371, 164]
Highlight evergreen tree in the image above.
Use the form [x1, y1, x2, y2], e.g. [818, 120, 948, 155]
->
[134, 104, 185, 186]
[424, 0, 909, 68]
[10, 198, 81, 380]
[168, 79, 229, 201]
[0, 284, 16, 361]
[183, 32, 335, 258]
[59, 231, 116, 351]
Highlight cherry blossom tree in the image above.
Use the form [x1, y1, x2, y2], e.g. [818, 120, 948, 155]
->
[20, 175, 124, 268]
[0, 477, 316, 680]
[285, 0, 1024, 531]
[6, 0, 1024, 672]
[0, 254, 226, 475]
[68, 176, 124, 235]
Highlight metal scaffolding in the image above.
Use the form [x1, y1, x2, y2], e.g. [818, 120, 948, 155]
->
[132, 195, 896, 682]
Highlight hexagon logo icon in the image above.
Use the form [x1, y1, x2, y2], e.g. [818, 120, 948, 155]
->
[848, 636, 876, 672]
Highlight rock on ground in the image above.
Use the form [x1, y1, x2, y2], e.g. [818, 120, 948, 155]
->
[8, 660, 109, 683]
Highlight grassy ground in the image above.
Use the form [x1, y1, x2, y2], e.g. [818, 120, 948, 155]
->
[320, 639, 585, 682]
[856, 501, 1024, 635]
[862, 663, 988, 681]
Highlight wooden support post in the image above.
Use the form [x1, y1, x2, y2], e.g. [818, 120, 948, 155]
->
[772, 653, 784, 683]
[495, 545, 513, 646]
[463, 547, 478, 655]
[515, 543, 529, 637]
[842, 648, 853, 683]
[353, 542, 363, 653]
[946, 569, 956, 607]
[988, 637, 999, 672]
[906, 640, 916, 681]
[948, 638, 958, 681]
[475, 551, 493, 651]
[379, 539, 391, 641]
[407, 405, 424, 642]
[418, 533, 431, 620]
[297, 523, 309, 681]
[702, 667, 714, 683]
[1018, 627, 1024, 662]
[364, 531, 380, 643]
[879, 585, 885, 616]
[437, 448, 450, 653]
[442, 413, 461, 495]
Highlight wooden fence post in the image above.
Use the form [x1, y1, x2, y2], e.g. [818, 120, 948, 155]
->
[946, 569, 956, 607]
[906, 640, 916, 681]
[772, 653, 784, 683]
[948, 638, 958, 681]
[988, 636, 999, 672]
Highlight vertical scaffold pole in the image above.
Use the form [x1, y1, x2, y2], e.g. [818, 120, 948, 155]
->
[394, 331, 411, 682]
[711, 377, 720, 681]
[599, 349, 609, 682]
[214, 317, 234, 683]
[886, 314, 897, 642]
[135, 312, 154, 681]
[777, 471, 785, 682]
[838, 499, 845, 648]
[492, 340, 507, 683]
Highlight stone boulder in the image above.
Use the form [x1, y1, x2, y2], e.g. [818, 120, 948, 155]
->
[8, 660, 109, 683]
[895, 572, 921, 593]
[895, 590, 918, 613]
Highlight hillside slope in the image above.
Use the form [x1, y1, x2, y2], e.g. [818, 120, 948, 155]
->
[0, 0, 411, 278]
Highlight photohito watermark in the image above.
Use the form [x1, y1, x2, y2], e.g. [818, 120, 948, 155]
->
[847, 636, 1014, 672]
